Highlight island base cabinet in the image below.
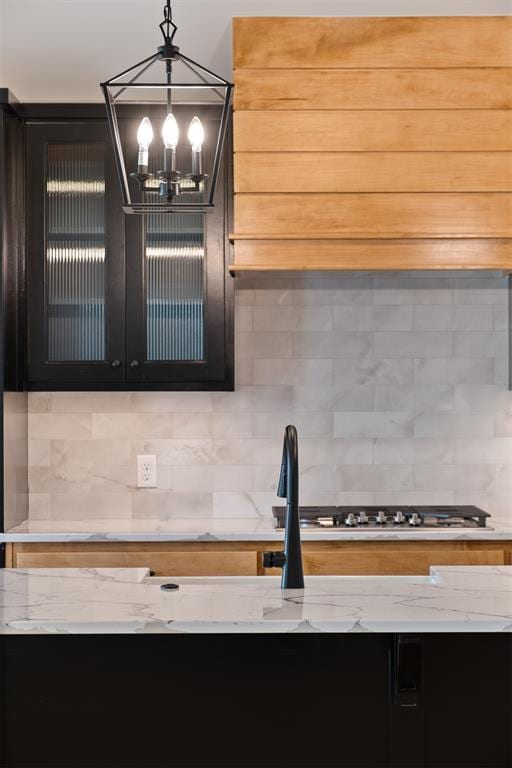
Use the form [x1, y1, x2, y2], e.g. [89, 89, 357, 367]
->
[0, 634, 510, 768]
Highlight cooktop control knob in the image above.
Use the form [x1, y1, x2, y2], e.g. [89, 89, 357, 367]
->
[409, 512, 421, 527]
[357, 511, 369, 525]
[376, 511, 387, 525]
[394, 510, 405, 524]
[345, 513, 357, 527]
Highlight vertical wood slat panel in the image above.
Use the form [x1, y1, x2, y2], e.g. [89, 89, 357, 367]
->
[233, 16, 512, 69]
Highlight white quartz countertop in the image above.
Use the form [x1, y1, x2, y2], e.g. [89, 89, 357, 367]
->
[2, 517, 512, 542]
[1, 566, 511, 634]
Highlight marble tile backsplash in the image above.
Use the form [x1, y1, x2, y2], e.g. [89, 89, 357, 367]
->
[26, 271, 512, 526]
[4, 392, 28, 529]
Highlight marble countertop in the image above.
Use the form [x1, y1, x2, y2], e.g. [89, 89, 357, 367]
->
[0, 565, 511, 634]
[3, 517, 512, 542]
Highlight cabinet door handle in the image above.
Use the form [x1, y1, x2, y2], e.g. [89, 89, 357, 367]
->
[392, 634, 422, 708]
[130, 359, 140, 369]
[111, 359, 121, 369]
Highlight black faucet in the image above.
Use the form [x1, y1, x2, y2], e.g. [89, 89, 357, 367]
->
[263, 425, 305, 589]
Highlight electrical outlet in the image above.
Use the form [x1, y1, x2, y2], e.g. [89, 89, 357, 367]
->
[136, 454, 157, 488]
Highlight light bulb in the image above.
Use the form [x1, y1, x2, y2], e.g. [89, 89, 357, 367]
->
[162, 113, 179, 150]
[136, 116, 153, 172]
[188, 116, 204, 152]
[137, 117, 153, 150]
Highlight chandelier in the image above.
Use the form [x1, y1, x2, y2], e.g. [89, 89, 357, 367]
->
[100, 0, 232, 213]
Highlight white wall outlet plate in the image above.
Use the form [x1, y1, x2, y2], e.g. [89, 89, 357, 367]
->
[136, 454, 157, 488]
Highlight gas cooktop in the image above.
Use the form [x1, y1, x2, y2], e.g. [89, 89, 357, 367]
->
[272, 505, 491, 530]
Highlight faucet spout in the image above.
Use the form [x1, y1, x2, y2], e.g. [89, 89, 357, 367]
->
[275, 425, 304, 589]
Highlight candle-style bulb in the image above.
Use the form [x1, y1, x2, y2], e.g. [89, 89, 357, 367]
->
[137, 117, 153, 150]
[136, 116, 153, 172]
[188, 116, 204, 152]
[162, 113, 179, 150]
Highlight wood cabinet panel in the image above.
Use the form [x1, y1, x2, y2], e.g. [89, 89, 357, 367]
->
[262, 545, 508, 576]
[235, 193, 512, 238]
[13, 550, 258, 576]
[8, 540, 512, 577]
[303, 549, 506, 576]
[233, 16, 512, 69]
[230, 238, 512, 272]
[235, 152, 512, 193]
[234, 69, 512, 111]
[234, 110, 512, 153]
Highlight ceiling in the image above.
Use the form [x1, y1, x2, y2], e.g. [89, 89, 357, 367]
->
[1, 0, 510, 102]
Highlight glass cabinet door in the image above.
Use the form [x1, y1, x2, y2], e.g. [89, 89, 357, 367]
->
[125, 106, 230, 387]
[27, 122, 125, 386]
[145, 210, 205, 363]
[46, 142, 106, 362]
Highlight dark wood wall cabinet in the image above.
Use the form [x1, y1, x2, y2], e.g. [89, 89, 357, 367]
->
[9, 102, 233, 391]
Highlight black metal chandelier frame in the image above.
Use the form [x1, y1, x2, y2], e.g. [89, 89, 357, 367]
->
[100, 0, 233, 214]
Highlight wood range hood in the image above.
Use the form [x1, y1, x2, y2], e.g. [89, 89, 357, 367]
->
[229, 16, 512, 273]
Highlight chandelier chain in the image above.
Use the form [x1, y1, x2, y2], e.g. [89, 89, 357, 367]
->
[159, 0, 178, 44]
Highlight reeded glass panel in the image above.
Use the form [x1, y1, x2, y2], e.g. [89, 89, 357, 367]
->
[145, 211, 205, 361]
[46, 143, 106, 361]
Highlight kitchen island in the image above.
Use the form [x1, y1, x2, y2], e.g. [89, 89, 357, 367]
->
[0, 566, 511, 767]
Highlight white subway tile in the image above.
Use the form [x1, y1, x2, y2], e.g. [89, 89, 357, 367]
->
[494, 358, 508, 386]
[212, 492, 274, 518]
[373, 277, 453, 305]
[373, 491, 455, 506]
[29, 414, 92, 440]
[333, 305, 413, 331]
[132, 491, 212, 519]
[335, 358, 414, 387]
[212, 413, 253, 438]
[50, 492, 132, 519]
[374, 385, 453, 411]
[493, 304, 508, 331]
[235, 305, 253, 332]
[454, 438, 512, 464]
[144, 439, 213, 466]
[454, 331, 507, 358]
[173, 413, 212, 438]
[236, 332, 292, 360]
[374, 331, 452, 358]
[253, 305, 333, 332]
[414, 412, 494, 438]
[51, 392, 132, 413]
[252, 359, 333, 386]
[294, 384, 373, 412]
[28, 440, 51, 467]
[414, 305, 493, 332]
[453, 277, 508, 305]
[375, 438, 453, 465]
[336, 464, 413, 492]
[28, 393, 51, 413]
[454, 385, 512, 411]
[92, 413, 173, 440]
[332, 438, 374, 465]
[334, 412, 413, 438]
[414, 358, 494, 385]
[131, 392, 212, 413]
[414, 465, 494, 492]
